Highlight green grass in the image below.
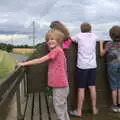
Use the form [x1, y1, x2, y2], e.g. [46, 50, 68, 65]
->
[0, 50, 16, 80]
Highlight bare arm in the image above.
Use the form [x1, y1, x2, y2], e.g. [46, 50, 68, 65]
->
[100, 40, 105, 56]
[71, 35, 78, 43]
[18, 55, 49, 66]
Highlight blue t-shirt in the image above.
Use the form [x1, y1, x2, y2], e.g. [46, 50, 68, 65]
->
[105, 41, 120, 63]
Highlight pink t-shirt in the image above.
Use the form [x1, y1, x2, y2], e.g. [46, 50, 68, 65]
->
[62, 37, 72, 49]
[47, 47, 68, 87]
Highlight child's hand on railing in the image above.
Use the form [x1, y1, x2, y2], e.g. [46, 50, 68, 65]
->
[17, 62, 25, 67]
[100, 40, 104, 44]
[15, 62, 25, 69]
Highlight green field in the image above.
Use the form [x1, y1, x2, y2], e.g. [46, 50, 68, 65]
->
[0, 50, 16, 80]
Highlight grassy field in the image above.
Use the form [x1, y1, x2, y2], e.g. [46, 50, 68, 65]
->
[12, 48, 35, 55]
[0, 50, 16, 80]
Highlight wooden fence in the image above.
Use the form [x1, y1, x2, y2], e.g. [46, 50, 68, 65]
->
[0, 42, 112, 120]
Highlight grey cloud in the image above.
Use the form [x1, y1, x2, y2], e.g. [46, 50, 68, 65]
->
[0, 0, 120, 45]
[0, 0, 26, 12]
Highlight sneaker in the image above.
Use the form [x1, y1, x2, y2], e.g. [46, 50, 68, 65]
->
[111, 104, 119, 112]
[117, 104, 120, 112]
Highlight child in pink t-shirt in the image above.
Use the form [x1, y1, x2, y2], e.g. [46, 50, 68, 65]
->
[18, 29, 70, 120]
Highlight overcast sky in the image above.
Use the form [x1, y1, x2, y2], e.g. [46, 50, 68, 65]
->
[0, 0, 120, 45]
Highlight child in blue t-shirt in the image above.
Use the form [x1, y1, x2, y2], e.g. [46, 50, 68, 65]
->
[100, 25, 120, 112]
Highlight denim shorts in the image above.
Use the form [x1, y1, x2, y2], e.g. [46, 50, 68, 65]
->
[107, 62, 120, 90]
[76, 68, 96, 88]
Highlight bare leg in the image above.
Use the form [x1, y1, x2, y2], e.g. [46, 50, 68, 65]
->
[118, 89, 120, 105]
[75, 88, 85, 116]
[112, 89, 117, 105]
[89, 86, 98, 115]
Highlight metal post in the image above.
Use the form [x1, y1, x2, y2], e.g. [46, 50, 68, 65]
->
[32, 21, 35, 47]
[16, 85, 24, 120]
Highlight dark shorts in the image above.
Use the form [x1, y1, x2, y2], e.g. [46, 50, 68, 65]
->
[76, 68, 96, 88]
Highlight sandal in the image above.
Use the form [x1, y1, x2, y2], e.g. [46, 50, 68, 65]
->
[69, 110, 82, 118]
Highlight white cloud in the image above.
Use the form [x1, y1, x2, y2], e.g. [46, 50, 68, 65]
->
[0, 0, 120, 45]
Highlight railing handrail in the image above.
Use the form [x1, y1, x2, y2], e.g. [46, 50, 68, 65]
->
[0, 66, 25, 106]
[0, 66, 20, 85]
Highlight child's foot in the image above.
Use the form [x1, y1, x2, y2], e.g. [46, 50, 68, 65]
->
[117, 104, 120, 112]
[69, 110, 82, 118]
[93, 108, 98, 115]
[111, 104, 119, 112]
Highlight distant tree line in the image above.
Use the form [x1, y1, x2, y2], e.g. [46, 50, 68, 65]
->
[0, 43, 13, 52]
[0, 43, 34, 52]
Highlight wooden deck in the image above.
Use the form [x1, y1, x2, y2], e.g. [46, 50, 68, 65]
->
[0, 66, 58, 120]
[22, 92, 57, 120]
[3, 91, 57, 120]
[1, 43, 120, 120]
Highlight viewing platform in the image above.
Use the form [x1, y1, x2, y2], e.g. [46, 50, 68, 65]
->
[0, 42, 120, 120]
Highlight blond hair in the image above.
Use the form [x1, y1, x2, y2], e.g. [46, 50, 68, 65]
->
[45, 29, 65, 45]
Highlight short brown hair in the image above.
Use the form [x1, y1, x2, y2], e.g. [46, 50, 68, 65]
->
[45, 29, 65, 45]
[81, 22, 91, 32]
[109, 25, 120, 41]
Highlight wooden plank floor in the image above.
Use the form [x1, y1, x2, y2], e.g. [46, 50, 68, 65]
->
[23, 92, 57, 120]
[1, 90, 120, 120]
